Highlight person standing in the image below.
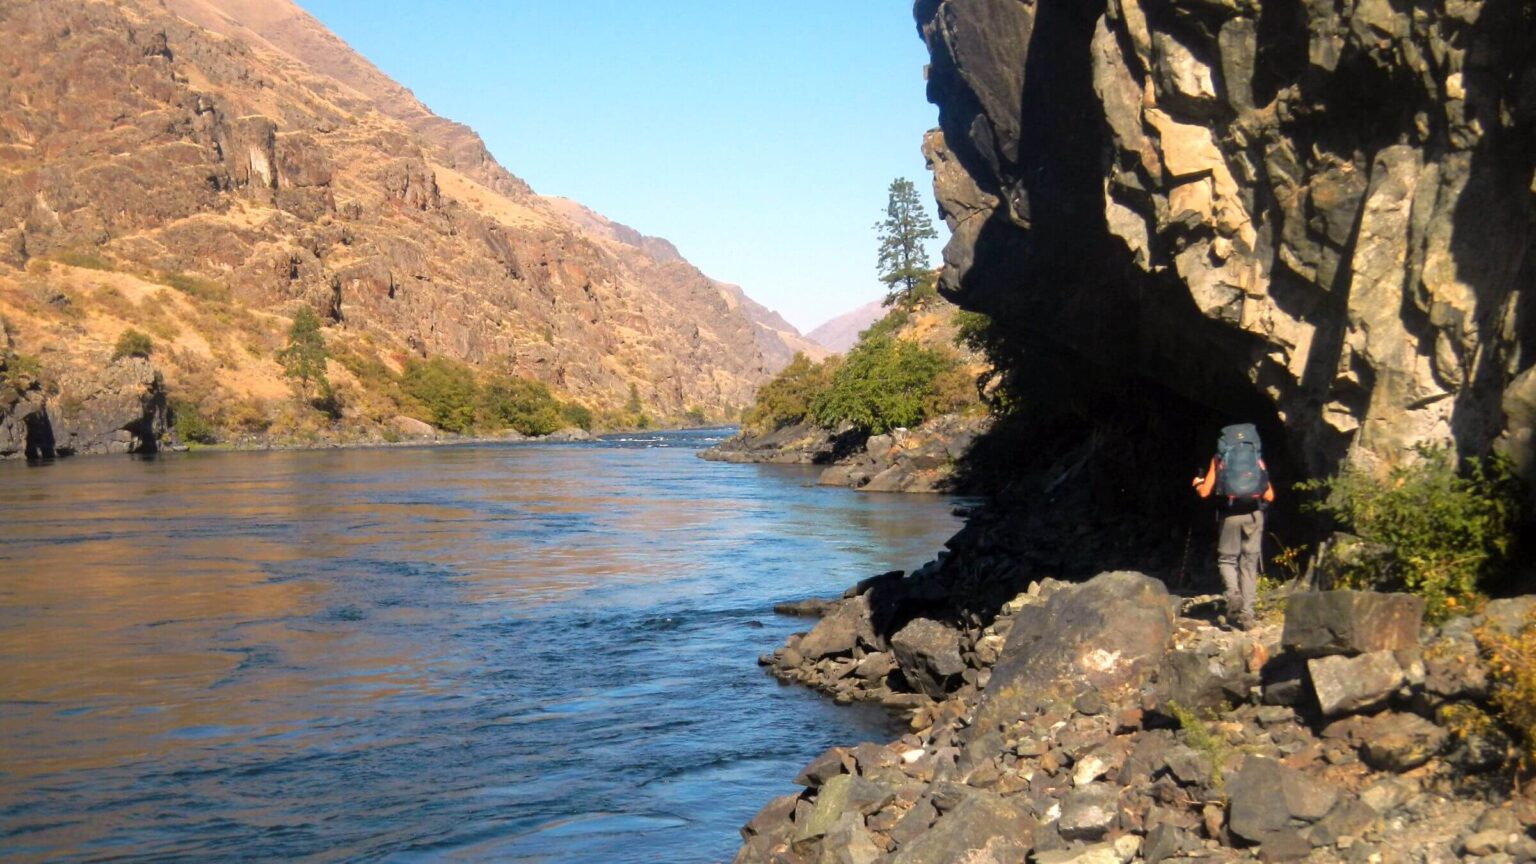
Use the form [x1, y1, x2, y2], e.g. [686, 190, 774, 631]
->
[1191, 424, 1275, 629]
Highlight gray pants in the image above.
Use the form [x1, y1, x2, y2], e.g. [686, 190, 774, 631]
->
[1217, 509, 1264, 623]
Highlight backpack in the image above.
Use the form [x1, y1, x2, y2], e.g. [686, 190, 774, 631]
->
[1214, 423, 1267, 500]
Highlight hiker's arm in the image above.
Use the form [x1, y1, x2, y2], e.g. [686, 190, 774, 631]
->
[1192, 456, 1217, 497]
[1261, 459, 1275, 502]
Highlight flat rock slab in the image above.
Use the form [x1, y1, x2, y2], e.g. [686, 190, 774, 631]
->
[1307, 650, 1405, 717]
[1282, 590, 1424, 658]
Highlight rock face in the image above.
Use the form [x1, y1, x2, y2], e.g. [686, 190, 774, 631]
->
[916, 0, 1535, 489]
[0, 0, 815, 441]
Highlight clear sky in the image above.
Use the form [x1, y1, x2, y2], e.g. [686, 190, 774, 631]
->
[296, 1, 945, 333]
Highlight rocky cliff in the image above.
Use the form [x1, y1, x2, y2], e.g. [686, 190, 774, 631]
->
[916, 0, 1534, 494]
[0, 0, 811, 453]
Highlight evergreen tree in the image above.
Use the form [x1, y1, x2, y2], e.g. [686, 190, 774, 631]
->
[874, 178, 938, 305]
[277, 306, 330, 402]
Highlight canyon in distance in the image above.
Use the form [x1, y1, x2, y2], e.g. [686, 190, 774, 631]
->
[1, 1, 1534, 863]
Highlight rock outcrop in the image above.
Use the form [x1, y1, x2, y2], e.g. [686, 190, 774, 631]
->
[916, 0, 1534, 492]
[741, 562, 1536, 863]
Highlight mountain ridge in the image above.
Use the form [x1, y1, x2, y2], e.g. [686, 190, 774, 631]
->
[0, 0, 810, 453]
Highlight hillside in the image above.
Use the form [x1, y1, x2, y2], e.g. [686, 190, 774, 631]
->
[0, 0, 811, 455]
[806, 299, 886, 354]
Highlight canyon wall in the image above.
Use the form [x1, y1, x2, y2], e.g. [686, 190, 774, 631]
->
[0, 0, 811, 453]
[916, 0, 1534, 485]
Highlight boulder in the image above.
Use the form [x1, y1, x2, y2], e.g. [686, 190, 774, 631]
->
[889, 617, 966, 698]
[1058, 784, 1119, 841]
[392, 415, 436, 438]
[1158, 642, 1251, 713]
[976, 572, 1175, 731]
[1282, 591, 1425, 658]
[1357, 712, 1448, 772]
[1307, 651, 1406, 717]
[798, 596, 874, 661]
[888, 791, 1033, 864]
[1226, 757, 1339, 844]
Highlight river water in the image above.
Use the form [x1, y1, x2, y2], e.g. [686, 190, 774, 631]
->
[0, 430, 965, 862]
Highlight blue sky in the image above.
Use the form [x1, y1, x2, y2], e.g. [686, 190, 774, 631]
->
[297, 1, 945, 332]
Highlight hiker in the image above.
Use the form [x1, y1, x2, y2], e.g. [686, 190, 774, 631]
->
[1191, 423, 1275, 630]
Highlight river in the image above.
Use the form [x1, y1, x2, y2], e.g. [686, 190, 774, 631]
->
[0, 430, 966, 862]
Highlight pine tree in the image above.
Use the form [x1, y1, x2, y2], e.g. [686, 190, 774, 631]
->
[277, 306, 330, 402]
[874, 177, 938, 306]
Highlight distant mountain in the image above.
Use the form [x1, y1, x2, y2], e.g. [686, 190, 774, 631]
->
[0, 0, 808, 453]
[807, 300, 886, 354]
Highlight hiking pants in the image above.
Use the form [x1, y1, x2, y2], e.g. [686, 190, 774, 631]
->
[1217, 509, 1264, 622]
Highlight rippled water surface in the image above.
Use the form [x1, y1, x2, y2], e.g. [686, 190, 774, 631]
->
[0, 430, 966, 862]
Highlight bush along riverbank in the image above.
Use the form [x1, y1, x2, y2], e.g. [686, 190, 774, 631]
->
[702, 296, 992, 494]
[739, 560, 1536, 863]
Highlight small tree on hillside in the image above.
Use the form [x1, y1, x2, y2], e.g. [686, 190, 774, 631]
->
[277, 306, 330, 403]
[875, 177, 938, 306]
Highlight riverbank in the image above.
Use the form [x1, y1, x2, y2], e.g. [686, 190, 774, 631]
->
[734, 494, 1536, 863]
[701, 414, 988, 494]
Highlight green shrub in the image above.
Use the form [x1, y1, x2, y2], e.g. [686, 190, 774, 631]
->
[560, 402, 594, 431]
[479, 375, 564, 436]
[1, 351, 43, 392]
[401, 356, 479, 433]
[156, 271, 231, 303]
[113, 328, 153, 360]
[743, 352, 836, 434]
[1478, 608, 1536, 774]
[1298, 446, 1523, 620]
[859, 307, 910, 344]
[171, 399, 217, 445]
[809, 335, 966, 435]
[52, 249, 116, 271]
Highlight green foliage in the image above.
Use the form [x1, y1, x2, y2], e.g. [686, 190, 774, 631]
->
[401, 356, 478, 434]
[1, 350, 43, 393]
[560, 401, 594, 432]
[742, 352, 837, 434]
[478, 375, 565, 436]
[276, 307, 331, 403]
[859, 306, 910, 344]
[874, 177, 938, 305]
[1477, 609, 1536, 774]
[51, 249, 116, 271]
[809, 335, 966, 435]
[684, 406, 707, 427]
[1298, 446, 1524, 620]
[625, 382, 643, 415]
[170, 399, 217, 445]
[112, 328, 153, 361]
[155, 271, 231, 303]
[1168, 701, 1233, 797]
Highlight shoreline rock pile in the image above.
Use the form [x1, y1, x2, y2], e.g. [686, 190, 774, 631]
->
[739, 570, 1536, 863]
[703, 414, 989, 494]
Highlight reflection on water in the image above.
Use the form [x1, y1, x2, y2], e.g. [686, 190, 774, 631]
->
[0, 430, 966, 862]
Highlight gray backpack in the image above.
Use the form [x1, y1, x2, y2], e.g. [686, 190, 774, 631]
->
[1214, 423, 1266, 500]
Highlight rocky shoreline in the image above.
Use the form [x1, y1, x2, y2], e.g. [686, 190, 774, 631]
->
[702, 414, 989, 494]
[734, 497, 1535, 863]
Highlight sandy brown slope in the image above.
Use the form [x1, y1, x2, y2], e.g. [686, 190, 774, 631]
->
[0, 0, 800, 442]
